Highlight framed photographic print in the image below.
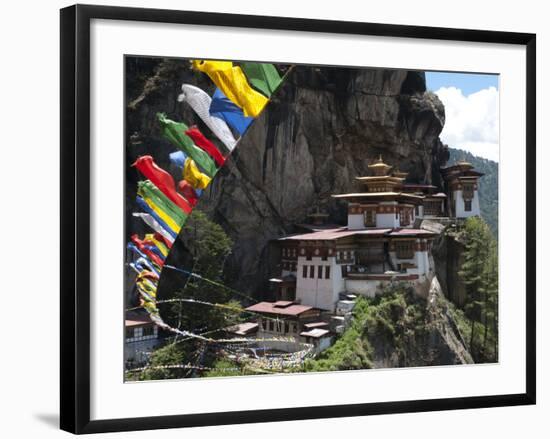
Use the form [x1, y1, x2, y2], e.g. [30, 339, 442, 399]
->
[60, 4, 536, 434]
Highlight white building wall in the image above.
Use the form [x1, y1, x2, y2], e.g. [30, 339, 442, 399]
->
[296, 256, 341, 311]
[453, 189, 480, 218]
[376, 212, 400, 228]
[388, 249, 431, 276]
[344, 279, 380, 297]
[347, 213, 364, 230]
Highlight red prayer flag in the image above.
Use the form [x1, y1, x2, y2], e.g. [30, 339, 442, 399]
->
[185, 126, 226, 167]
[154, 232, 173, 249]
[131, 234, 165, 268]
[177, 180, 199, 206]
[133, 155, 192, 214]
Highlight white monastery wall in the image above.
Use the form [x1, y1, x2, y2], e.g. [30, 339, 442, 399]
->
[347, 213, 364, 229]
[453, 189, 480, 218]
[296, 256, 340, 311]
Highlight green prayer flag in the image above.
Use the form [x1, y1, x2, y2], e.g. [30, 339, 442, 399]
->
[156, 113, 218, 178]
[138, 180, 188, 225]
[241, 63, 282, 98]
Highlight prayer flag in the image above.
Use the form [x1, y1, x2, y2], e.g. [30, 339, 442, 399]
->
[138, 180, 188, 226]
[192, 60, 268, 117]
[157, 113, 218, 177]
[185, 126, 226, 167]
[178, 84, 237, 150]
[136, 196, 181, 237]
[209, 88, 253, 136]
[133, 155, 192, 214]
[169, 150, 187, 169]
[132, 213, 176, 244]
[177, 180, 199, 206]
[183, 158, 211, 190]
[241, 62, 282, 97]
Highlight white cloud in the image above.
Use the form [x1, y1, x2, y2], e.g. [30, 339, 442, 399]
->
[434, 86, 499, 162]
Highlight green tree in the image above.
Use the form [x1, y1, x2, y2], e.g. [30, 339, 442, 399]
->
[166, 209, 234, 334]
[458, 217, 498, 362]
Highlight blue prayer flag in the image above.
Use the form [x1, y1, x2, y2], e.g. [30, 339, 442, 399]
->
[209, 88, 254, 136]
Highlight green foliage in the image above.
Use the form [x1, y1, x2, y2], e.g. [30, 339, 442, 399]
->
[130, 341, 192, 381]
[458, 217, 499, 362]
[304, 297, 373, 371]
[165, 209, 234, 334]
[305, 284, 429, 372]
[448, 148, 498, 237]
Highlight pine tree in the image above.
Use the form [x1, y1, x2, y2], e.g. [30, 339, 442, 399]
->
[458, 217, 498, 362]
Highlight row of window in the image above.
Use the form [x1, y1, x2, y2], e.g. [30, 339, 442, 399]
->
[125, 326, 156, 340]
[261, 319, 298, 334]
[363, 208, 413, 226]
[282, 247, 297, 257]
[301, 264, 331, 279]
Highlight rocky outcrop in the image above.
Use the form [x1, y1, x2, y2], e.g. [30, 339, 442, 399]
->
[368, 278, 473, 368]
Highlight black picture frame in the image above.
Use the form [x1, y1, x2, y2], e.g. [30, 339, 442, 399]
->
[60, 4, 536, 434]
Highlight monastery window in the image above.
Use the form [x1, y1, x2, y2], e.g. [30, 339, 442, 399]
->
[293, 324, 297, 333]
[325, 266, 331, 279]
[125, 328, 134, 340]
[395, 240, 415, 259]
[309, 266, 315, 278]
[292, 263, 297, 272]
[262, 320, 267, 330]
[269, 321, 274, 331]
[302, 265, 308, 278]
[400, 209, 410, 226]
[341, 266, 347, 278]
[464, 199, 472, 211]
[462, 183, 474, 200]
[364, 209, 376, 227]
[143, 326, 155, 337]
[284, 322, 289, 333]
[318, 266, 323, 278]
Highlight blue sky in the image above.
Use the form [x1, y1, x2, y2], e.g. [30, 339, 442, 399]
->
[425, 71, 500, 162]
[426, 71, 499, 96]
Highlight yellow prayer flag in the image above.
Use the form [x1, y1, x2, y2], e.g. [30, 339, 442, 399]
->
[184, 158, 211, 190]
[193, 60, 268, 117]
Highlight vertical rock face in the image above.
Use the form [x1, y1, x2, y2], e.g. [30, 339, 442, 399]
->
[196, 66, 449, 295]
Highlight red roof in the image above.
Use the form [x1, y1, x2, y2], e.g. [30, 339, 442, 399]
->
[388, 228, 435, 237]
[125, 312, 154, 328]
[246, 301, 316, 317]
[279, 228, 392, 241]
